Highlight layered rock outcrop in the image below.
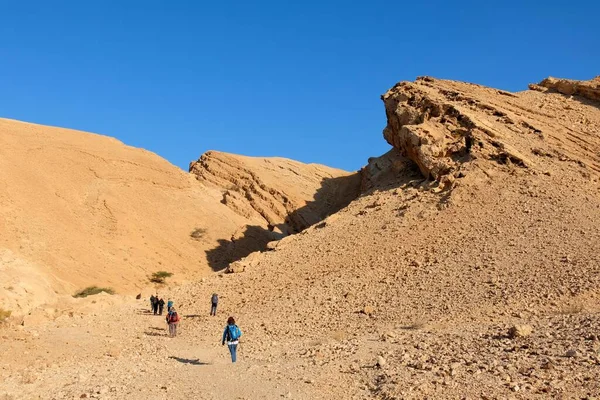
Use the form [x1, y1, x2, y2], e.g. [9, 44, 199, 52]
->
[381, 76, 600, 182]
[532, 76, 600, 102]
[189, 151, 361, 234]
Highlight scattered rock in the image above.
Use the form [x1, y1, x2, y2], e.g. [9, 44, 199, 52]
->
[362, 306, 375, 316]
[541, 360, 555, 370]
[377, 356, 387, 368]
[225, 262, 245, 274]
[508, 325, 533, 339]
[565, 349, 578, 358]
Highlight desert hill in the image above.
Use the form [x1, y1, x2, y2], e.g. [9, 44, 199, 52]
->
[0, 118, 359, 315]
[1, 75, 599, 399]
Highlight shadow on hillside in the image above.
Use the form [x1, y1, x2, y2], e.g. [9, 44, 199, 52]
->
[204, 173, 363, 272]
[169, 356, 211, 365]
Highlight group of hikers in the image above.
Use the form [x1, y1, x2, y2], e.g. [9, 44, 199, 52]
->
[147, 292, 241, 362]
[149, 294, 171, 315]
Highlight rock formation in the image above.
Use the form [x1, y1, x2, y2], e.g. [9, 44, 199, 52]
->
[189, 151, 361, 234]
[532, 75, 600, 102]
[381, 76, 600, 183]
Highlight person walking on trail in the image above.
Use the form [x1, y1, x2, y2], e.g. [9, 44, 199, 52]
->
[167, 298, 174, 312]
[149, 294, 155, 312]
[166, 308, 180, 337]
[210, 293, 218, 316]
[158, 298, 165, 315]
[222, 316, 242, 363]
[152, 295, 159, 315]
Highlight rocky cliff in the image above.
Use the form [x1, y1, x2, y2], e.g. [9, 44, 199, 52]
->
[533, 75, 600, 102]
[189, 151, 361, 235]
[381, 76, 600, 185]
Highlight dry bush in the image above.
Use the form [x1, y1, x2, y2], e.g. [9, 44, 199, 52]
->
[150, 271, 173, 284]
[190, 227, 207, 240]
[402, 319, 427, 330]
[73, 286, 115, 298]
[559, 303, 585, 315]
[0, 308, 12, 322]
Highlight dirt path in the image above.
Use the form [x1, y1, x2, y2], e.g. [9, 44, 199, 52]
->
[0, 296, 345, 400]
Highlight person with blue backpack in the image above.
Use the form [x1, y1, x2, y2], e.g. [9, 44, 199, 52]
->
[222, 316, 242, 363]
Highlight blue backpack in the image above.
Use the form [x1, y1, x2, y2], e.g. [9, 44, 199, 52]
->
[227, 325, 242, 341]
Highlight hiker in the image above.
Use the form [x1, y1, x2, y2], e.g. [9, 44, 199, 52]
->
[150, 294, 155, 312]
[158, 298, 165, 315]
[167, 298, 174, 312]
[152, 295, 159, 315]
[210, 293, 218, 316]
[166, 308, 180, 337]
[222, 316, 242, 363]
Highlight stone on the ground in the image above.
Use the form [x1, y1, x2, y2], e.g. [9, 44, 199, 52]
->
[508, 324, 533, 339]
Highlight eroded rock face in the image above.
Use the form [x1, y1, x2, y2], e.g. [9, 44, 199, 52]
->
[533, 76, 600, 102]
[382, 79, 466, 180]
[189, 151, 361, 234]
[381, 76, 600, 181]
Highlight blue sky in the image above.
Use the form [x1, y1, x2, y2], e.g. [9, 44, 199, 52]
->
[1, 1, 598, 172]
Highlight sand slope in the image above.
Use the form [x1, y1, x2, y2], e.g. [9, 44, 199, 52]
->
[0, 118, 358, 314]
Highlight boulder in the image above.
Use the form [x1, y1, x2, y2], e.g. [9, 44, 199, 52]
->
[508, 324, 533, 339]
[225, 262, 245, 274]
[362, 305, 375, 316]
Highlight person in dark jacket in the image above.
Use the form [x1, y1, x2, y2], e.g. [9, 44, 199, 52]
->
[210, 293, 218, 316]
[158, 298, 165, 315]
[150, 294, 155, 312]
[222, 316, 242, 363]
[152, 294, 159, 315]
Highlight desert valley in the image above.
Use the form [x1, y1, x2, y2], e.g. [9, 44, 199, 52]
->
[1, 75, 599, 399]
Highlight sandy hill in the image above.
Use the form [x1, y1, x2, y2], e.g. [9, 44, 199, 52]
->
[0, 118, 359, 315]
[1, 75, 599, 400]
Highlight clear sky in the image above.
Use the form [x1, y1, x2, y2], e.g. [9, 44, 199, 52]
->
[1, 1, 598, 172]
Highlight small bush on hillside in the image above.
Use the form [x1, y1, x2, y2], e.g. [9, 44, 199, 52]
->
[73, 286, 115, 298]
[402, 320, 427, 330]
[0, 308, 11, 322]
[190, 228, 207, 240]
[150, 271, 173, 284]
[559, 303, 584, 315]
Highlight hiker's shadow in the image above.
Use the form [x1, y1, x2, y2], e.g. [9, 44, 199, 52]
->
[169, 356, 211, 366]
[144, 330, 168, 337]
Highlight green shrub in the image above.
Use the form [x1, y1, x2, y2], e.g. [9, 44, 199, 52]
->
[150, 271, 173, 284]
[190, 228, 207, 240]
[0, 308, 11, 322]
[73, 286, 115, 298]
